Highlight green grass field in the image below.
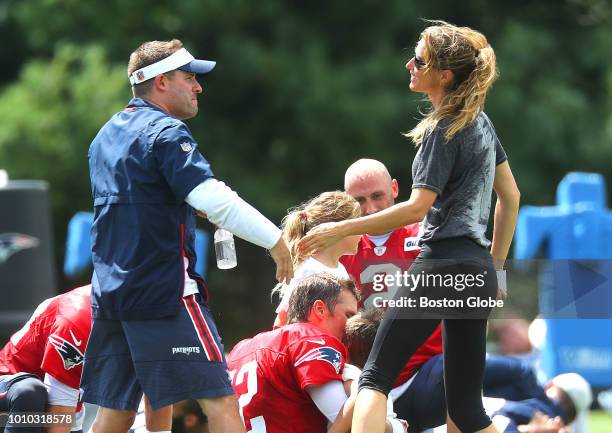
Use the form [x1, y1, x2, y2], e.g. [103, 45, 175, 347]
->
[588, 411, 612, 432]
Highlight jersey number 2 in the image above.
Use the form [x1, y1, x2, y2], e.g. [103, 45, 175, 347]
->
[230, 360, 267, 433]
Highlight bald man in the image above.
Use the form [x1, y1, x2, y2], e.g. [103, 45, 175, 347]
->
[340, 159, 444, 432]
[343, 159, 399, 219]
[340, 158, 423, 308]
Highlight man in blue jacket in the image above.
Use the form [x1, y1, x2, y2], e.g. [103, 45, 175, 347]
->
[83, 39, 292, 433]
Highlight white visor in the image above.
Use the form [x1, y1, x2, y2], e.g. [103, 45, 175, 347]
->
[129, 48, 216, 85]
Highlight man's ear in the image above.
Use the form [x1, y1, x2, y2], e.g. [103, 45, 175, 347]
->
[391, 178, 399, 200]
[153, 74, 169, 92]
[310, 299, 327, 320]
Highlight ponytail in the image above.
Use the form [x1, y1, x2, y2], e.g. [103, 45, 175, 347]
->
[282, 191, 361, 267]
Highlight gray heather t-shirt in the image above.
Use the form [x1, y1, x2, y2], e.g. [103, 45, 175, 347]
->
[411, 112, 507, 248]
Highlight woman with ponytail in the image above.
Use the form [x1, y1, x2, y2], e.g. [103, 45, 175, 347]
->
[273, 191, 361, 328]
[300, 21, 520, 433]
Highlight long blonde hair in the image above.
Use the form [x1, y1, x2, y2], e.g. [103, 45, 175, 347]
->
[283, 191, 360, 267]
[406, 21, 498, 145]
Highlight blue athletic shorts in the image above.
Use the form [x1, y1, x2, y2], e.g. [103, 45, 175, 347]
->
[81, 294, 233, 410]
[393, 354, 446, 431]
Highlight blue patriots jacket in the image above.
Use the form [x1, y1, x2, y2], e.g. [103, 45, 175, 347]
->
[89, 98, 213, 320]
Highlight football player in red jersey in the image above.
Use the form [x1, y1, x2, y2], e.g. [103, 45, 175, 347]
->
[0, 285, 92, 433]
[339, 159, 444, 430]
[340, 158, 422, 308]
[228, 274, 406, 433]
[0, 286, 174, 433]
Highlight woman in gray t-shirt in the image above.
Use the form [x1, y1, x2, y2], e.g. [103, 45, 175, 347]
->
[300, 21, 520, 433]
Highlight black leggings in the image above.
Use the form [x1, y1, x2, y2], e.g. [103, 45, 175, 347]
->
[359, 237, 497, 432]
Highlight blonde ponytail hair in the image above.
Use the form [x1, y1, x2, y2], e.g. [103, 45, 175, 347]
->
[407, 21, 498, 145]
[282, 191, 360, 267]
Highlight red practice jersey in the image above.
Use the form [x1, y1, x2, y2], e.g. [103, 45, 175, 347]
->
[341, 224, 421, 308]
[0, 285, 92, 389]
[340, 225, 443, 386]
[227, 322, 347, 433]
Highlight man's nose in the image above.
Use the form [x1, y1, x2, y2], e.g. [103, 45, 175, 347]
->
[362, 201, 376, 216]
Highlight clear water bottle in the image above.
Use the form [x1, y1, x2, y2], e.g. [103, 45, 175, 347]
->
[214, 228, 237, 269]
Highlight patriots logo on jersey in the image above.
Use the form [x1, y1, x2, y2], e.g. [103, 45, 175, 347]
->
[0, 233, 39, 264]
[373, 246, 386, 256]
[49, 334, 84, 370]
[294, 346, 343, 374]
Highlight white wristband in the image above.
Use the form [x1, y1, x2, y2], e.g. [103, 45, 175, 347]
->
[496, 270, 507, 291]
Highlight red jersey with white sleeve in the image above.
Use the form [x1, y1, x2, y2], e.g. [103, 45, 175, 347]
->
[0, 285, 92, 389]
[340, 225, 443, 386]
[227, 322, 346, 433]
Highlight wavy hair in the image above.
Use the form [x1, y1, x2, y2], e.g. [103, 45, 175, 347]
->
[282, 191, 360, 268]
[406, 21, 498, 145]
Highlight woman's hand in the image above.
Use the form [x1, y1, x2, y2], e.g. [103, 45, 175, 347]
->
[270, 237, 294, 283]
[298, 221, 344, 255]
